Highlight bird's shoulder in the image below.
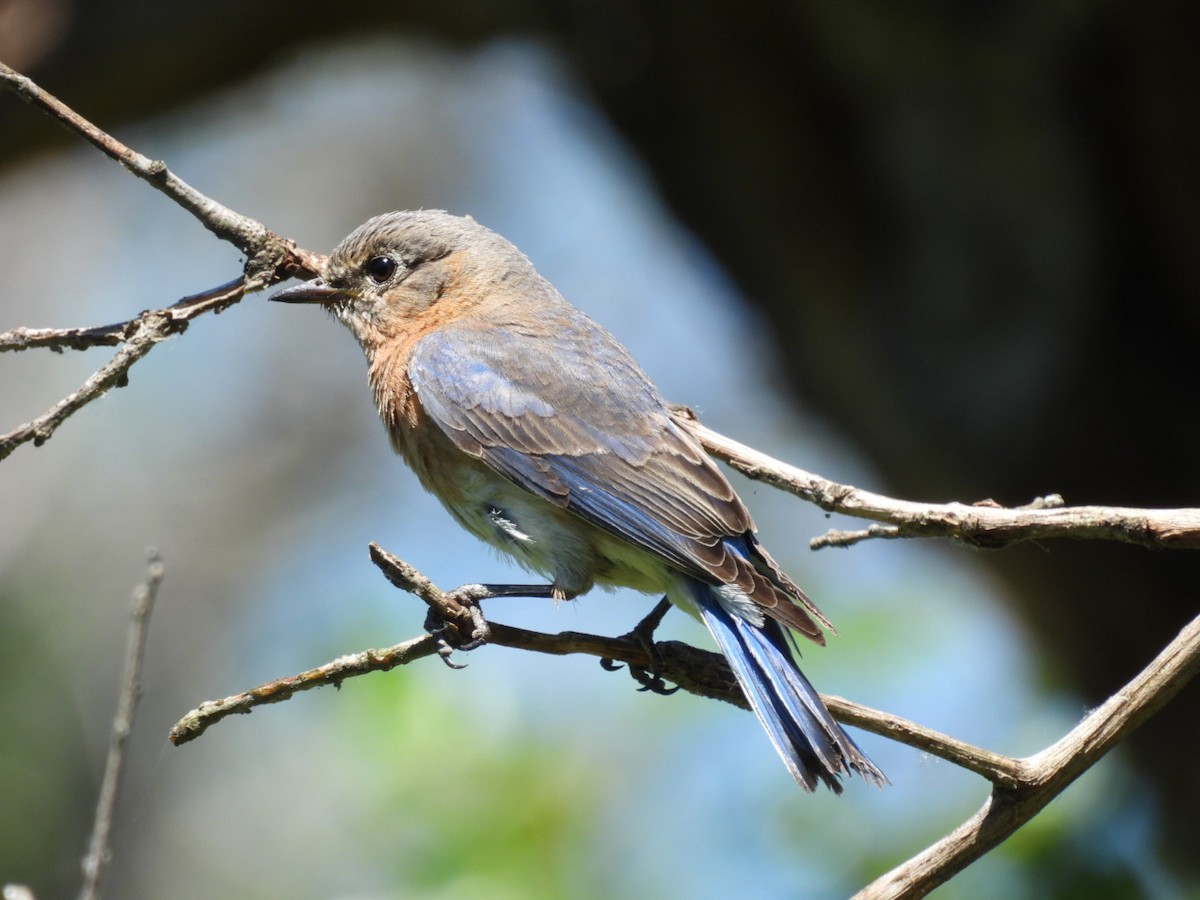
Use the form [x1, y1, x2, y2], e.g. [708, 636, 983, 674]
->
[408, 303, 668, 450]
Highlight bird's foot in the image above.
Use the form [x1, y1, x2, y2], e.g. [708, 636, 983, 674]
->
[425, 588, 493, 667]
[600, 597, 680, 696]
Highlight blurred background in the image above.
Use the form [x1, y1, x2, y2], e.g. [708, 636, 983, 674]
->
[1, 2, 1197, 898]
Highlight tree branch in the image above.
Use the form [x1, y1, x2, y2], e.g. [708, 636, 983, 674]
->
[0, 59, 325, 296]
[78, 551, 165, 900]
[2, 61, 265, 259]
[169, 546, 1074, 798]
[0, 279, 246, 460]
[676, 408, 1200, 551]
[5, 61, 1199, 552]
[0, 62, 325, 458]
[855, 608, 1200, 899]
[168, 633, 442, 746]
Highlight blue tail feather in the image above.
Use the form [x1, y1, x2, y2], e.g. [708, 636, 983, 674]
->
[690, 580, 885, 792]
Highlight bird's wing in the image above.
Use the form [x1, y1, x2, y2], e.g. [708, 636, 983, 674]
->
[408, 317, 828, 639]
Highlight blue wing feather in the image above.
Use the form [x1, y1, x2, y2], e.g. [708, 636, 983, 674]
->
[410, 324, 752, 580]
[489, 446, 708, 576]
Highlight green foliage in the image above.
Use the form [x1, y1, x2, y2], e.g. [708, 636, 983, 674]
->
[0, 589, 95, 898]
[334, 666, 607, 900]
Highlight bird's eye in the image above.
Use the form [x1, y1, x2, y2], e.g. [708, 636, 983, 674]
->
[365, 255, 398, 283]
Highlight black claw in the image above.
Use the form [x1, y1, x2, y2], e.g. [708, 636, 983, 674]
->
[600, 597, 680, 696]
[629, 666, 681, 696]
[437, 646, 468, 669]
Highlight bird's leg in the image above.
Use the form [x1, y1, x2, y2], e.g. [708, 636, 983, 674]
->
[447, 583, 558, 649]
[629, 596, 674, 648]
[463, 584, 561, 600]
[601, 597, 680, 696]
[427, 583, 560, 665]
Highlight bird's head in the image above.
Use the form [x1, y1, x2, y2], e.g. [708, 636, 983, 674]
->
[271, 209, 525, 347]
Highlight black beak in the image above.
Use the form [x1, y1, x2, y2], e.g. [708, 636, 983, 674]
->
[270, 278, 350, 304]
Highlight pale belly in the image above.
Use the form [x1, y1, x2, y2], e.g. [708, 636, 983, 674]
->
[433, 462, 672, 600]
[389, 408, 679, 601]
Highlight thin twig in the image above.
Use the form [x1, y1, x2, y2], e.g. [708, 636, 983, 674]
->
[674, 408, 1200, 551]
[0, 62, 326, 290]
[78, 551, 165, 900]
[0, 323, 126, 354]
[0, 275, 249, 354]
[168, 633, 441, 745]
[0, 280, 246, 460]
[1, 61, 261, 256]
[0, 61, 324, 291]
[823, 696, 1025, 788]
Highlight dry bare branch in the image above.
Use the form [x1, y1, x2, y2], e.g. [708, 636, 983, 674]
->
[0, 280, 245, 459]
[0, 63, 325, 458]
[169, 547, 1051, 791]
[856, 608, 1200, 899]
[678, 409, 1200, 551]
[78, 552, 165, 900]
[2, 61, 264, 259]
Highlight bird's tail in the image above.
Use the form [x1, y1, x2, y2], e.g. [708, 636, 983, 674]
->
[689, 580, 886, 792]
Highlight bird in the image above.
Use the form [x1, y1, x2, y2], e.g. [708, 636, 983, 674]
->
[272, 209, 885, 792]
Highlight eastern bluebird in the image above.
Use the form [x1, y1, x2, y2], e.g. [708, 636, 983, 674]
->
[272, 210, 884, 792]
